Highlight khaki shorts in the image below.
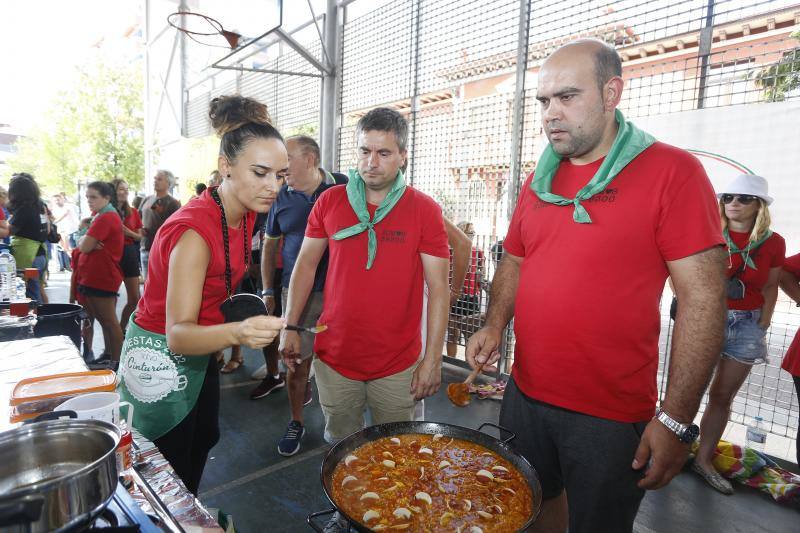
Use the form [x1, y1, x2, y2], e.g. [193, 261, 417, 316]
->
[313, 357, 419, 442]
[282, 288, 323, 360]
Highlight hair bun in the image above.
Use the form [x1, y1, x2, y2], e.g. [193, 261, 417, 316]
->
[209, 95, 272, 137]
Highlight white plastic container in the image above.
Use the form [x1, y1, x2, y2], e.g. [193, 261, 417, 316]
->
[57, 391, 134, 428]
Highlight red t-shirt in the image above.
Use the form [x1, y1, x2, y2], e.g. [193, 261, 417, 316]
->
[462, 248, 484, 296]
[504, 142, 724, 422]
[780, 253, 800, 376]
[135, 189, 254, 334]
[305, 186, 449, 380]
[122, 207, 143, 246]
[725, 231, 785, 310]
[77, 211, 124, 292]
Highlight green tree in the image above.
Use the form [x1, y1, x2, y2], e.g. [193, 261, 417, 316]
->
[755, 31, 800, 102]
[9, 55, 144, 194]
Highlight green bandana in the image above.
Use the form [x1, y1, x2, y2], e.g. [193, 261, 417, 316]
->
[530, 109, 656, 223]
[332, 169, 406, 269]
[724, 228, 772, 270]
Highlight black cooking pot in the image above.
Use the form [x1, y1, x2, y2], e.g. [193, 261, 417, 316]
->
[307, 421, 542, 532]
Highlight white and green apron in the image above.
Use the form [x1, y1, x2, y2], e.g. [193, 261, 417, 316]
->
[117, 318, 210, 441]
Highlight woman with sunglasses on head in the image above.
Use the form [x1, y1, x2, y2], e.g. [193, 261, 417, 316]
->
[692, 174, 785, 494]
[117, 95, 287, 495]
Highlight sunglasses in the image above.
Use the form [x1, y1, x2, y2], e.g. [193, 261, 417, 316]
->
[721, 194, 758, 205]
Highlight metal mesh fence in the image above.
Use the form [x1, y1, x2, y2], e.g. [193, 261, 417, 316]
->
[185, 30, 323, 139]
[171, 0, 800, 446]
[335, 0, 800, 445]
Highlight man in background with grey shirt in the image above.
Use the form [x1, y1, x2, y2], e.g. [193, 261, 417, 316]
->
[139, 169, 180, 279]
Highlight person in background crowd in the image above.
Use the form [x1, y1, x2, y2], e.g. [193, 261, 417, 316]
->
[0, 186, 9, 244]
[778, 251, 800, 465]
[111, 178, 143, 331]
[414, 216, 472, 422]
[284, 107, 449, 449]
[467, 40, 727, 533]
[208, 169, 222, 187]
[52, 192, 79, 253]
[192, 182, 207, 201]
[140, 170, 180, 279]
[259, 135, 347, 455]
[446, 220, 484, 358]
[132, 194, 144, 212]
[70, 217, 95, 359]
[249, 182, 285, 385]
[117, 95, 286, 495]
[692, 175, 785, 495]
[6, 173, 49, 303]
[77, 181, 125, 363]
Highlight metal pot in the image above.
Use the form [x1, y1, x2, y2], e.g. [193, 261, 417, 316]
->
[0, 412, 120, 532]
[308, 421, 542, 532]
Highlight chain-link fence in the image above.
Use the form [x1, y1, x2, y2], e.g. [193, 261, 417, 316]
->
[334, 0, 800, 443]
[173, 0, 800, 444]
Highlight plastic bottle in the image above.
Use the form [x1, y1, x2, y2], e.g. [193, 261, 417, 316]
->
[13, 277, 26, 301]
[745, 416, 767, 452]
[0, 250, 16, 302]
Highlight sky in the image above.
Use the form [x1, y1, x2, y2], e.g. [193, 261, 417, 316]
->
[0, 0, 141, 133]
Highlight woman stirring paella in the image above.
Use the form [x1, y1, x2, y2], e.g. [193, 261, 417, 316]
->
[117, 95, 287, 494]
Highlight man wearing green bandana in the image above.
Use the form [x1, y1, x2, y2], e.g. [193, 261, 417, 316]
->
[466, 40, 727, 533]
[282, 108, 450, 448]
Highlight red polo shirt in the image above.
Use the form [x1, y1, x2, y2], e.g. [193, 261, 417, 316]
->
[504, 142, 724, 422]
[305, 186, 449, 380]
[780, 253, 800, 376]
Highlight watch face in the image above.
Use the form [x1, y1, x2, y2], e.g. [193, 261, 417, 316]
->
[681, 424, 700, 444]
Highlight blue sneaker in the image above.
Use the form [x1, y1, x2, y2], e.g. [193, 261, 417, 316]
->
[278, 420, 305, 456]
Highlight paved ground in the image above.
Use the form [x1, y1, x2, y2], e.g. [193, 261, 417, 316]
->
[41, 268, 800, 532]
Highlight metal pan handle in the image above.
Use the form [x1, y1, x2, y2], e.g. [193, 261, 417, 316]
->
[0, 495, 45, 527]
[477, 422, 516, 444]
[307, 508, 337, 532]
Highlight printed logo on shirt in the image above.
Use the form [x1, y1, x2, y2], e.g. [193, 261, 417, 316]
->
[587, 188, 618, 203]
[120, 338, 188, 403]
[530, 188, 618, 209]
[381, 229, 406, 243]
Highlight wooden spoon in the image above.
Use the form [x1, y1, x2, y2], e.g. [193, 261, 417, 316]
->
[447, 361, 486, 407]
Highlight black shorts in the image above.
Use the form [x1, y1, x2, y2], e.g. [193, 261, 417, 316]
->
[120, 243, 141, 278]
[499, 378, 648, 533]
[78, 284, 118, 298]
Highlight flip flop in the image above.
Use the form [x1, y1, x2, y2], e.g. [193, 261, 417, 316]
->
[691, 461, 734, 495]
[220, 359, 243, 374]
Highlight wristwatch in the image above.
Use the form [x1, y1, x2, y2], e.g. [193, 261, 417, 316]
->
[655, 408, 699, 444]
[261, 288, 275, 297]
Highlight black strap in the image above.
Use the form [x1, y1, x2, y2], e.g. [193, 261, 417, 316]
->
[729, 242, 761, 280]
[210, 187, 248, 297]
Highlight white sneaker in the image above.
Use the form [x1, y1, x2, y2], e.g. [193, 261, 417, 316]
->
[251, 363, 267, 380]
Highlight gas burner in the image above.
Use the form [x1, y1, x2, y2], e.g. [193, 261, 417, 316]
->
[75, 483, 162, 533]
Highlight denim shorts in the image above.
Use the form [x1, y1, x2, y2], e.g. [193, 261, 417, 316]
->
[722, 310, 767, 365]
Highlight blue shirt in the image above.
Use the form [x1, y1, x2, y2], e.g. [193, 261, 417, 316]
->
[266, 170, 347, 291]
